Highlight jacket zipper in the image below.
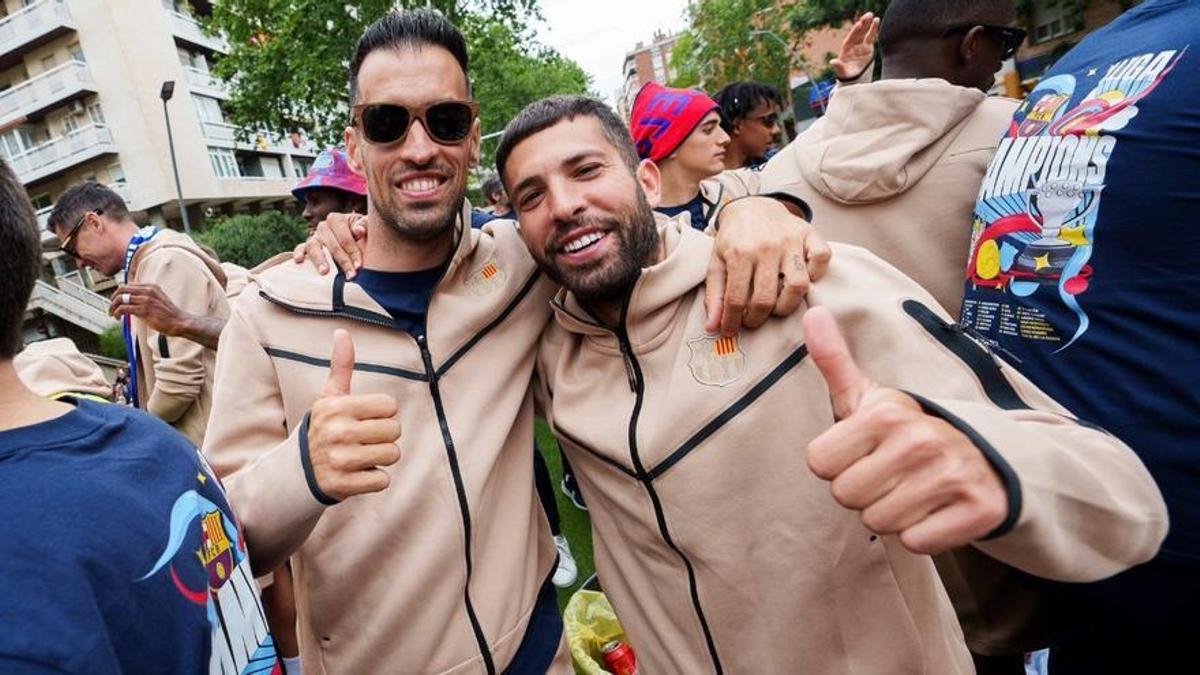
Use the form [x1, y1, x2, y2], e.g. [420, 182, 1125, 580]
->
[417, 333, 496, 675]
[261, 291, 497, 673]
[616, 294, 725, 675]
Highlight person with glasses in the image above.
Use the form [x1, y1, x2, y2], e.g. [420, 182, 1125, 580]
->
[714, 80, 785, 171]
[47, 182, 229, 447]
[201, 8, 820, 674]
[760, 1, 1040, 672]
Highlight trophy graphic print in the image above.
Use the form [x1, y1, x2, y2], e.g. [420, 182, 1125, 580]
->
[1013, 179, 1101, 281]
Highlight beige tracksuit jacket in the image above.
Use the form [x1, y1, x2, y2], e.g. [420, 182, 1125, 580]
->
[535, 219, 1167, 674]
[126, 229, 228, 446]
[761, 79, 1019, 318]
[202, 210, 571, 674]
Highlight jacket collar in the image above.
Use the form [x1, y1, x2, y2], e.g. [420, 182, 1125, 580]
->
[551, 213, 711, 354]
[254, 202, 480, 325]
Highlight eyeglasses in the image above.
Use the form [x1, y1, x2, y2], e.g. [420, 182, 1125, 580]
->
[750, 112, 779, 128]
[944, 24, 1028, 60]
[59, 208, 101, 257]
[352, 100, 480, 146]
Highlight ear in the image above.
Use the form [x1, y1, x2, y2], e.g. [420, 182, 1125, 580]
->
[469, 117, 482, 169]
[960, 25, 987, 64]
[344, 126, 366, 175]
[636, 159, 662, 209]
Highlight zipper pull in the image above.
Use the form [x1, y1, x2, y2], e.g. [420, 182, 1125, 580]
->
[618, 342, 636, 392]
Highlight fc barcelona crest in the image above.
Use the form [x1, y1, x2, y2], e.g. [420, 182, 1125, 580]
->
[465, 259, 507, 296]
[687, 335, 746, 387]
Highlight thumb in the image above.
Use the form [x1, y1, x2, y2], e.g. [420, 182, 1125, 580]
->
[322, 329, 355, 397]
[803, 306, 869, 420]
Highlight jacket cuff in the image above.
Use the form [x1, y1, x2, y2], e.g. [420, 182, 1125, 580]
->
[904, 391, 1022, 539]
[299, 411, 340, 506]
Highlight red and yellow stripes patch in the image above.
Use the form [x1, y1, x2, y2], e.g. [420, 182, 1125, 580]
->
[481, 262, 500, 280]
[713, 336, 737, 357]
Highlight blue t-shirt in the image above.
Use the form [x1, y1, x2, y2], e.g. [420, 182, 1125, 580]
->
[354, 264, 449, 337]
[0, 400, 278, 674]
[658, 195, 709, 231]
[961, 2, 1200, 663]
[961, 0, 1200, 560]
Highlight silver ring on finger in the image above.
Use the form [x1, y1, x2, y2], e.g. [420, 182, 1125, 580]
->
[121, 292, 132, 305]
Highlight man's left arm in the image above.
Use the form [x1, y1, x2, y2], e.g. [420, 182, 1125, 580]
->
[138, 251, 229, 423]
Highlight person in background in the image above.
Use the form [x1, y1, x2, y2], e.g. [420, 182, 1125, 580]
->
[481, 173, 512, 217]
[48, 183, 228, 447]
[0, 158, 278, 674]
[294, 148, 368, 233]
[955, 2, 1200, 672]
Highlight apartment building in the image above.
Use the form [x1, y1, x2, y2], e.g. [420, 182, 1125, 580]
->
[616, 30, 680, 118]
[2, 0, 317, 347]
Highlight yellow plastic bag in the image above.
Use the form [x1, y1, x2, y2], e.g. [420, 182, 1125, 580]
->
[563, 589, 628, 675]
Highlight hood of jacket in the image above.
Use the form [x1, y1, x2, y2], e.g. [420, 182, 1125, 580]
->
[15, 337, 112, 400]
[787, 78, 988, 204]
[131, 228, 228, 288]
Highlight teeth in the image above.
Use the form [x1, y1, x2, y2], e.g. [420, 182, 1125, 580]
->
[401, 178, 440, 192]
[563, 232, 603, 253]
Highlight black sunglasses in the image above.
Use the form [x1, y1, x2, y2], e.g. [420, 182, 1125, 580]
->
[352, 100, 480, 146]
[944, 24, 1027, 60]
[60, 208, 101, 257]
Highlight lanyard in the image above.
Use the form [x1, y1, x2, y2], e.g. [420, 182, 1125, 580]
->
[121, 226, 160, 407]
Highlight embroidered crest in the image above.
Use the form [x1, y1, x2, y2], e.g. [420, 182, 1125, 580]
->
[687, 335, 746, 387]
[465, 259, 507, 296]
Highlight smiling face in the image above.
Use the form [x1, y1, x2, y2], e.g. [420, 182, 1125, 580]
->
[344, 45, 480, 241]
[504, 116, 662, 304]
[663, 110, 729, 179]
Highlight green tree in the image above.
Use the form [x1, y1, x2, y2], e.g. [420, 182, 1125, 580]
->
[98, 325, 127, 361]
[668, 0, 792, 94]
[785, 1, 888, 35]
[205, 1, 589, 158]
[196, 212, 308, 269]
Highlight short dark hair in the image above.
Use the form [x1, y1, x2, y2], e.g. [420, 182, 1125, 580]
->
[495, 96, 640, 195]
[714, 81, 784, 133]
[348, 8, 470, 106]
[47, 182, 129, 238]
[0, 160, 40, 360]
[879, 0, 1016, 57]
[481, 174, 504, 202]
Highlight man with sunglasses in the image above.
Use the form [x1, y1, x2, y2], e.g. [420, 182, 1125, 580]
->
[202, 8, 822, 674]
[48, 182, 229, 447]
[763, 0, 1021, 320]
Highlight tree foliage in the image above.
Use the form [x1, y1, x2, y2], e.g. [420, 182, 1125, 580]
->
[784, 0, 888, 35]
[98, 325, 127, 361]
[205, 0, 590, 165]
[196, 212, 308, 269]
[668, 0, 792, 95]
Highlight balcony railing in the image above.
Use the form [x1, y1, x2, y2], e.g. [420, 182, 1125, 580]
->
[0, 60, 96, 127]
[202, 120, 318, 156]
[0, 0, 75, 67]
[10, 123, 117, 185]
[184, 65, 228, 98]
[168, 10, 228, 53]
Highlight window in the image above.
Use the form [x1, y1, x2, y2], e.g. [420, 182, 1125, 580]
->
[30, 194, 52, 210]
[208, 147, 239, 178]
[260, 154, 285, 179]
[1033, 0, 1081, 43]
[68, 42, 86, 64]
[41, 55, 57, 74]
[62, 114, 80, 134]
[87, 101, 106, 125]
[293, 157, 313, 178]
[108, 162, 126, 183]
[192, 94, 225, 124]
[2, 127, 38, 159]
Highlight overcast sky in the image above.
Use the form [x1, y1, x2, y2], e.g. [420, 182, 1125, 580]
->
[532, 0, 691, 105]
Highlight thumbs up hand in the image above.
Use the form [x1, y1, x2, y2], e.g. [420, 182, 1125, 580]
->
[803, 307, 1008, 555]
[306, 329, 402, 501]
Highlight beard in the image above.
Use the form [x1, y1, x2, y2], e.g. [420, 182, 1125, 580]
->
[368, 163, 466, 242]
[538, 189, 660, 305]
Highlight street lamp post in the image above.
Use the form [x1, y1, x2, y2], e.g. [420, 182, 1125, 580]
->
[159, 81, 192, 235]
[749, 28, 827, 119]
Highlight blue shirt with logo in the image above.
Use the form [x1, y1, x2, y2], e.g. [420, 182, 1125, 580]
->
[959, 0, 1199, 664]
[0, 400, 278, 674]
